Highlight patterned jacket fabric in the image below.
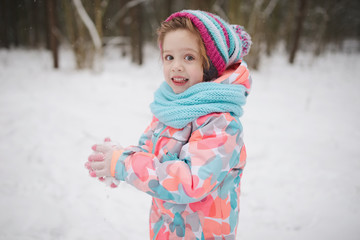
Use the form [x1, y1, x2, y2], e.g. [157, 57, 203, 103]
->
[113, 62, 251, 239]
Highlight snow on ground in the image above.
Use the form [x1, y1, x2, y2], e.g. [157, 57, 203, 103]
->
[0, 46, 359, 240]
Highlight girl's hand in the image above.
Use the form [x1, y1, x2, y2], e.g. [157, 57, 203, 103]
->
[85, 138, 122, 187]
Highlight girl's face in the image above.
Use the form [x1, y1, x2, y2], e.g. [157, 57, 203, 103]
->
[162, 29, 204, 94]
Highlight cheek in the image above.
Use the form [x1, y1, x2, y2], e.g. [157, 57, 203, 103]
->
[190, 65, 204, 83]
[162, 65, 170, 78]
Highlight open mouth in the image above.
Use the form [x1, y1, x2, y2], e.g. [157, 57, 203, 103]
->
[171, 77, 188, 86]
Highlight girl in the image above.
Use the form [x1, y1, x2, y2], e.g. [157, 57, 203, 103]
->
[85, 10, 252, 240]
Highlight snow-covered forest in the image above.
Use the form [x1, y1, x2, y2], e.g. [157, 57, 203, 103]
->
[1, 44, 359, 240]
[1, 0, 359, 70]
[1, 0, 360, 239]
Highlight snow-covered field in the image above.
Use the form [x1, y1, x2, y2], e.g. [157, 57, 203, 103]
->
[0, 46, 359, 240]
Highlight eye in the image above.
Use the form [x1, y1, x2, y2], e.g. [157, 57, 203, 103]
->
[185, 55, 195, 61]
[164, 55, 173, 61]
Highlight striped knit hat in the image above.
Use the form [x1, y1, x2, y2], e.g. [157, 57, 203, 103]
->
[166, 10, 252, 80]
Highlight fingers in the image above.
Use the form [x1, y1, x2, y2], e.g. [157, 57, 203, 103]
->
[89, 171, 97, 177]
[92, 143, 112, 153]
[84, 162, 92, 170]
[88, 168, 106, 178]
[91, 137, 111, 151]
[85, 157, 105, 178]
[98, 177, 106, 182]
[85, 160, 105, 170]
[91, 161, 105, 170]
[91, 137, 120, 152]
[88, 153, 104, 162]
[93, 168, 107, 178]
[87, 138, 114, 179]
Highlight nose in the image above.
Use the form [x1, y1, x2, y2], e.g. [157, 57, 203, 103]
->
[171, 60, 184, 72]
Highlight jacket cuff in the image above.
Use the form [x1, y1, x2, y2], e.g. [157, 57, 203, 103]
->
[110, 149, 123, 177]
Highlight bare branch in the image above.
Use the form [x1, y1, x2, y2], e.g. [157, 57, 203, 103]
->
[263, 0, 279, 18]
[108, 0, 147, 30]
[72, 0, 102, 49]
[212, 0, 229, 21]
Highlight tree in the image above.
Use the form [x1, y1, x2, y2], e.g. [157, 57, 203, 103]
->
[46, 0, 59, 68]
[1, 0, 359, 69]
[0, 0, 9, 48]
[73, 0, 103, 71]
[289, 0, 308, 64]
[130, 2, 143, 65]
[245, 0, 279, 69]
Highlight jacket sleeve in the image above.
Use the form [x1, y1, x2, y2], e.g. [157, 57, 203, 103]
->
[113, 113, 246, 204]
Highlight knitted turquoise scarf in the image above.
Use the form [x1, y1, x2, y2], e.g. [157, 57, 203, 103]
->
[150, 82, 247, 129]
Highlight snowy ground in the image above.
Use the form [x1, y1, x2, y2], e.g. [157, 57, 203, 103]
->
[0, 46, 359, 240]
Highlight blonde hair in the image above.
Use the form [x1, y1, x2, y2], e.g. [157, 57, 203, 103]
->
[157, 17, 210, 72]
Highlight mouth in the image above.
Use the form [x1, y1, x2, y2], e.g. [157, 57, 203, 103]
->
[171, 77, 188, 86]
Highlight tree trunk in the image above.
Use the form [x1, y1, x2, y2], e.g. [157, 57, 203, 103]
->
[289, 0, 308, 64]
[165, 0, 173, 17]
[283, 1, 296, 54]
[11, 0, 19, 47]
[24, 0, 34, 47]
[314, 7, 329, 56]
[130, 4, 143, 65]
[47, 0, 59, 68]
[94, 0, 103, 42]
[246, 0, 263, 70]
[118, 0, 127, 57]
[264, 0, 280, 56]
[229, 0, 241, 23]
[73, 0, 103, 71]
[31, 0, 40, 47]
[63, 0, 85, 69]
[0, 0, 9, 48]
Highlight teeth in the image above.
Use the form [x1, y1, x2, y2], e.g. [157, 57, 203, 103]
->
[172, 77, 187, 82]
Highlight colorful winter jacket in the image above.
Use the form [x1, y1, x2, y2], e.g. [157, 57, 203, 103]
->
[111, 62, 251, 239]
